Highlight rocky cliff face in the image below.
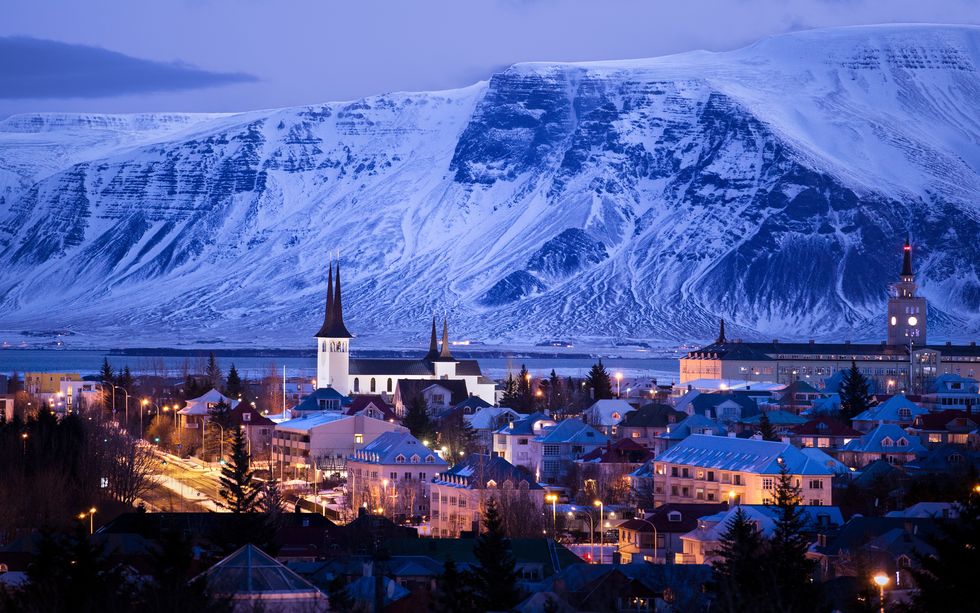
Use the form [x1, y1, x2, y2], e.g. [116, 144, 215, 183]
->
[0, 25, 978, 348]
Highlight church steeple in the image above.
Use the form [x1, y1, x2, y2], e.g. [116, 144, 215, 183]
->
[716, 318, 727, 344]
[315, 261, 352, 339]
[901, 234, 913, 278]
[425, 317, 439, 361]
[437, 318, 454, 361]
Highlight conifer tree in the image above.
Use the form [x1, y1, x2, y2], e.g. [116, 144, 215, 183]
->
[218, 427, 260, 513]
[432, 558, 476, 612]
[402, 394, 435, 443]
[225, 364, 242, 398]
[118, 365, 134, 392]
[839, 360, 872, 421]
[500, 373, 520, 408]
[713, 507, 766, 613]
[206, 352, 223, 390]
[586, 360, 613, 400]
[472, 497, 520, 611]
[100, 358, 115, 411]
[549, 369, 562, 408]
[517, 364, 533, 412]
[767, 462, 820, 612]
[759, 411, 778, 441]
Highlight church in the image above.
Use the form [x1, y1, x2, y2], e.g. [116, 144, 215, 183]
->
[313, 263, 497, 406]
[680, 237, 979, 393]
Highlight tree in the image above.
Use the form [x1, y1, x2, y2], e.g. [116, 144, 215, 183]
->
[585, 360, 612, 401]
[403, 394, 435, 443]
[437, 410, 476, 467]
[472, 497, 520, 611]
[500, 373, 519, 408]
[225, 364, 242, 398]
[218, 427, 260, 513]
[907, 484, 980, 612]
[432, 558, 476, 613]
[549, 369, 563, 410]
[758, 412, 778, 441]
[104, 430, 156, 505]
[713, 507, 766, 613]
[118, 365, 134, 393]
[204, 400, 234, 461]
[839, 360, 872, 421]
[100, 358, 115, 412]
[206, 352, 223, 390]
[516, 364, 533, 412]
[767, 463, 820, 613]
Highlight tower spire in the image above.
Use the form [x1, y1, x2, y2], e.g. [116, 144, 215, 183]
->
[901, 233, 913, 278]
[438, 318, 453, 360]
[316, 261, 352, 338]
[315, 263, 335, 338]
[425, 316, 439, 360]
[717, 318, 727, 344]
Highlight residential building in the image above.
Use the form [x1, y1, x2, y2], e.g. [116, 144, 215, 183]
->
[583, 399, 637, 436]
[918, 372, 979, 410]
[23, 372, 80, 396]
[736, 410, 807, 436]
[345, 394, 396, 421]
[616, 503, 727, 564]
[683, 392, 761, 425]
[531, 419, 609, 483]
[392, 379, 469, 417]
[907, 409, 978, 446]
[227, 403, 276, 462]
[678, 504, 842, 565]
[0, 394, 13, 423]
[837, 424, 925, 468]
[347, 431, 446, 519]
[466, 406, 521, 454]
[288, 387, 351, 416]
[850, 394, 928, 433]
[429, 454, 544, 538]
[616, 404, 687, 447]
[653, 414, 726, 455]
[808, 516, 936, 585]
[313, 263, 494, 403]
[574, 439, 654, 504]
[764, 380, 827, 415]
[492, 412, 556, 469]
[903, 444, 980, 475]
[272, 412, 406, 480]
[788, 416, 861, 450]
[176, 388, 239, 431]
[652, 435, 838, 507]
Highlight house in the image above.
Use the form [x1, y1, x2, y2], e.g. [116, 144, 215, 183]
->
[583, 399, 637, 436]
[838, 424, 925, 468]
[391, 379, 470, 417]
[767, 380, 827, 415]
[851, 394, 927, 433]
[347, 431, 447, 519]
[616, 503, 727, 564]
[677, 504, 843, 565]
[919, 373, 979, 411]
[903, 444, 980, 475]
[272, 412, 406, 480]
[574, 440, 654, 504]
[345, 394, 396, 421]
[289, 387, 351, 415]
[653, 414, 726, 455]
[534, 564, 713, 613]
[531, 419, 609, 483]
[492, 412, 556, 470]
[429, 454, 544, 537]
[736, 410, 807, 436]
[466, 406, 521, 454]
[885, 502, 959, 520]
[196, 544, 327, 612]
[685, 392, 761, 424]
[788, 417, 862, 450]
[176, 388, 239, 431]
[227, 402, 276, 462]
[616, 403, 687, 447]
[907, 409, 977, 446]
[652, 435, 838, 507]
[453, 395, 492, 415]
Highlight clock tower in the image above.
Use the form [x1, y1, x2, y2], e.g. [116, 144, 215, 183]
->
[887, 236, 926, 346]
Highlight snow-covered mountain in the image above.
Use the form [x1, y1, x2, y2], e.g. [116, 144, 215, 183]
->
[1, 24, 979, 349]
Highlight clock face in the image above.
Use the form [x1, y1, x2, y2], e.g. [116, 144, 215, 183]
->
[908, 316, 918, 326]
[890, 316, 897, 326]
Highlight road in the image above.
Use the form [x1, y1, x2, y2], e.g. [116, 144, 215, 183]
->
[141, 451, 227, 512]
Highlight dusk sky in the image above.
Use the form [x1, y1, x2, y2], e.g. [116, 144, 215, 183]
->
[2, 0, 978, 117]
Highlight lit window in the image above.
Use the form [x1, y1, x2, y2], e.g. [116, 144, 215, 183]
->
[354, 434, 364, 444]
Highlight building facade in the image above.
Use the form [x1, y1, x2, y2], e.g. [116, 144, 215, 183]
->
[347, 431, 446, 519]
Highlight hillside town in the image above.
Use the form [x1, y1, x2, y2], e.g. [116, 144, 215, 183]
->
[1, 240, 978, 613]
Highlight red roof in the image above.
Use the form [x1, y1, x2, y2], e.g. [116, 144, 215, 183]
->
[346, 394, 397, 421]
[228, 403, 275, 427]
[578, 439, 653, 464]
[790, 416, 861, 437]
[912, 409, 978, 432]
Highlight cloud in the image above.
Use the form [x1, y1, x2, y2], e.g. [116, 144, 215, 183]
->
[0, 37, 256, 99]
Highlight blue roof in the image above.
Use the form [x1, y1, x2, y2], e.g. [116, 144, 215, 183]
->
[660, 414, 726, 440]
[349, 431, 446, 466]
[535, 419, 609, 445]
[654, 434, 838, 475]
[495, 412, 552, 435]
[293, 387, 352, 412]
[433, 454, 542, 490]
[931, 373, 979, 394]
[741, 410, 807, 425]
[852, 394, 927, 423]
[841, 424, 925, 454]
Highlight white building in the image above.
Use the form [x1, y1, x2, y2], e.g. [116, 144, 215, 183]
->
[313, 263, 496, 404]
[347, 431, 447, 518]
[651, 434, 839, 507]
[492, 412, 556, 470]
[583, 399, 636, 436]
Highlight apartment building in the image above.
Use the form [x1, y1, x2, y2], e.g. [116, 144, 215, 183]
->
[347, 431, 447, 519]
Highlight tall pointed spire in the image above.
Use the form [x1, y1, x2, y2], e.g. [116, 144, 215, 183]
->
[901, 234, 913, 278]
[438, 318, 454, 360]
[717, 318, 727, 344]
[425, 317, 439, 361]
[315, 263, 335, 338]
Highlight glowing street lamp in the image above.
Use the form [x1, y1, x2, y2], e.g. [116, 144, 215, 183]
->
[545, 493, 558, 534]
[593, 500, 604, 561]
[873, 574, 889, 613]
[79, 507, 97, 534]
[615, 373, 623, 397]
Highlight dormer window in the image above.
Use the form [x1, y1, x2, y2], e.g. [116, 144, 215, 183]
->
[612, 412, 621, 420]
[411, 454, 420, 463]
[899, 408, 912, 419]
[487, 479, 497, 489]
[395, 454, 406, 464]
[896, 438, 908, 447]
[667, 511, 681, 522]
[425, 456, 434, 463]
[881, 437, 893, 447]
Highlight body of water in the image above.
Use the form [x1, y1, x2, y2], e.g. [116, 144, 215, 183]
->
[0, 349, 680, 384]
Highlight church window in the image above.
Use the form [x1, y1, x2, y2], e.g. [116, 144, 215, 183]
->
[353, 378, 360, 393]
[387, 378, 393, 392]
[370, 378, 376, 392]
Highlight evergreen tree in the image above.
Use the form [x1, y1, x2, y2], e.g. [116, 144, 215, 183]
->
[767, 462, 820, 612]
[118, 365, 134, 392]
[432, 558, 476, 612]
[839, 360, 872, 421]
[206, 352, 223, 390]
[585, 360, 613, 400]
[549, 369, 562, 408]
[403, 394, 435, 443]
[225, 364, 242, 398]
[472, 497, 520, 611]
[218, 427, 260, 513]
[500, 373, 520, 408]
[100, 359, 115, 412]
[759, 412, 778, 441]
[713, 507, 766, 613]
[437, 409, 476, 467]
[907, 484, 980, 612]
[517, 364, 533, 412]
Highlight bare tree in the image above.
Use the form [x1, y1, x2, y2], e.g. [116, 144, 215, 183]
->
[103, 429, 157, 505]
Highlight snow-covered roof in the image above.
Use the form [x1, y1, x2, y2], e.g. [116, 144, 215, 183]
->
[495, 412, 554, 435]
[465, 406, 521, 430]
[177, 388, 238, 416]
[852, 394, 927, 423]
[275, 412, 350, 432]
[654, 434, 839, 475]
[584, 399, 636, 426]
[681, 504, 843, 543]
[535, 419, 609, 445]
[683, 379, 785, 392]
[841, 424, 925, 454]
[349, 431, 446, 466]
[659, 414, 726, 440]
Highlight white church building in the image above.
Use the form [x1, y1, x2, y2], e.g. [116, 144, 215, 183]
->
[314, 263, 497, 405]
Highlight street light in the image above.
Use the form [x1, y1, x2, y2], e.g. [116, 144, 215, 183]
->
[104, 382, 131, 428]
[568, 509, 596, 563]
[21, 432, 28, 454]
[873, 574, 889, 613]
[593, 500, 604, 562]
[79, 507, 97, 534]
[615, 373, 623, 397]
[628, 516, 660, 563]
[545, 493, 558, 536]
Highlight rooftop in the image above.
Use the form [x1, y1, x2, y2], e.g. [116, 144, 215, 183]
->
[654, 434, 840, 475]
